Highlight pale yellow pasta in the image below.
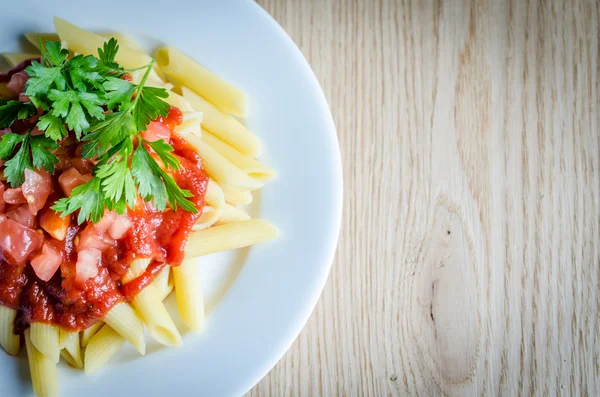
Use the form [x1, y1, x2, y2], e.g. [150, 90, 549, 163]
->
[182, 132, 262, 190]
[156, 47, 247, 117]
[201, 131, 275, 181]
[0, 306, 20, 356]
[222, 185, 253, 206]
[25, 32, 140, 51]
[58, 329, 77, 349]
[80, 322, 103, 348]
[2, 53, 40, 67]
[30, 323, 60, 363]
[153, 266, 174, 301]
[130, 68, 174, 90]
[193, 206, 222, 230]
[25, 329, 59, 397]
[60, 333, 83, 369]
[181, 87, 260, 156]
[133, 284, 182, 347]
[173, 111, 203, 136]
[216, 203, 251, 225]
[122, 257, 152, 284]
[185, 220, 279, 258]
[173, 259, 204, 332]
[103, 302, 146, 354]
[24, 32, 59, 49]
[53, 18, 152, 69]
[84, 325, 125, 375]
[163, 90, 194, 112]
[109, 33, 142, 52]
[205, 179, 225, 209]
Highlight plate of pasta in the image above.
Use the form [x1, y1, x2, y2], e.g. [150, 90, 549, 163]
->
[0, 1, 341, 396]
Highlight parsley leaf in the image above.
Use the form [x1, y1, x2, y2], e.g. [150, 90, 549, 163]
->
[95, 157, 136, 207]
[103, 77, 136, 110]
[43, 40, 68, 66]
[30, 135, 59, 173]
[96, 38, 124, 76]
[47, 89, 105, 136]
[68, 55, 104, 91]
[0, 133, 26, 159]
[3, 135, 32, 187]
[133, 86, 170, 130]
[51, 178, 106, 224]
[83, 111, 136, 156]
[0, 100, 36, 128]
[36, 113, 69, 141]
[25, 62, 66, 98]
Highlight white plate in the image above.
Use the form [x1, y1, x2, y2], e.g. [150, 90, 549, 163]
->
[0, 0, 342, 396]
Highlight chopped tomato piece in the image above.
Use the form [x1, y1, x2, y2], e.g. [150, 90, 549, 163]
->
[7, 205, 36, 228]
[39, 208, 71, 241]
[58, 167, 92, 197]
[142, 121, 171, 142]
[0, 219, 43, 265]
[108, 215, 132, 239]
[4, 187, 26, 204]
[77, 224, 116, 251]
[30, 244, 62, 282]
[75, 248, 101, 286]
[22, 169, 52, 215]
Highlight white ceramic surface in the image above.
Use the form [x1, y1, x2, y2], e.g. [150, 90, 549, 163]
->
[0, 0, 342, 396]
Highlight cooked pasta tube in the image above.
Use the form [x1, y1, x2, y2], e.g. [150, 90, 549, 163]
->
[222, 185, 253, 206]
[58, 329, 77, 349]
[53, 18, 152, 68]
[202, 131, 276, 181]
[133, 284, 182, 347]
[216, 203, 251, 225]
[25, 328, 59, 397]
[185, 220, 279, 258]
[193, 206, 222, 230]
[103, 302, 146, 354]
[0, 306, 20, 356]
[60, 332, 83, 369]
[2, 53, 40, 66]
[156, 47, 247, 117]
[84, 325, 125, 375]
[173, 259, 204, 331]
[153, 266, 174, 301]
[205, 179, 225, 209]
[80, 322, 103, 348]
[30, 323, 60, 363]
[181, 87, 260, 156]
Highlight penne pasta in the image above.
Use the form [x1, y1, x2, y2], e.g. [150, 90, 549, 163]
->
[202, 131, 276, 181]
[60, 332, 83, 369]
[29, 323, 60, 363]
[25, 328, 59, 397]
[122, 258, 152, 284]
[173, 259, 204, 332]
[84, 325, 125, 375]
[205, 178, 226, 210]
[216, 203, 251, 225]
[130, 68, 174, 90]
[181, 87, 260, 156]
[25, 32, 140, 51]
[53, 18, 152, 68]
[182, 132, 263, 190]
[222, 185, 253, 206]
[24, 32, 60, 49]
[156, 47, 247, 117]
[0, 306, 20, 356]
[103, 303, 146, 355]
[58, 329, 77, 349]
[185, 220, 279, 258]
[193, 205, 222, 230]
[163, 90, 194, 112]
[2, 53, 40, 67]
[80, 322, 103, 348]
[133, 284, 182, 347]
[153, 266, 174, 301]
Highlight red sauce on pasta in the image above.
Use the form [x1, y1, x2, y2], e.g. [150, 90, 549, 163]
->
[0, 107, 208, 333]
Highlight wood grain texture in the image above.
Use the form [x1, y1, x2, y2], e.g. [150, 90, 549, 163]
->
[250, 0, 599, 396]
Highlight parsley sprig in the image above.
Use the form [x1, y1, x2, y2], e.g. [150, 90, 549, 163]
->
[0, 39, 197, 223]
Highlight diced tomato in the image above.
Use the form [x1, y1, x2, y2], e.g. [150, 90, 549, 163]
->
[7, 205, 36, 228]
[39, 208, 70, 241]
[22, 169, 52, 215]
[71, 158, 94, 174]
[108, 215, 132, 239]
[30, 244, 62, 281]
[142, 121, 171, 142]
[0, 219, 43, 265]
[75, 248, 101, 286]
[4, 188, 26, 204]
[93, 211, 117, 234]
[6, 71, 28, 97]
[58, 167, 92, 197]
[77, 224, 116, 251]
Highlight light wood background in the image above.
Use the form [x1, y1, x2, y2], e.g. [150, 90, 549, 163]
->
[250, 1, 599, 396]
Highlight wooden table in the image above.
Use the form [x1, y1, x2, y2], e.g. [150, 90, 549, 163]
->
[250, 1, 599, 395]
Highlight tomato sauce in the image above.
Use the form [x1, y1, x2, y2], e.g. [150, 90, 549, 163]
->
[0, 107, 208, 333]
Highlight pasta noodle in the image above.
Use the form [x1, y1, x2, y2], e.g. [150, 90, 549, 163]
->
[133, 284, 182, 347]
[222, 185, 253, 206]
[103, 303, 146, 354]
[58, 329, 77, 349]
[193, 205, 222, 230]
[60, 333, 83, 369]
[156, 47, 247, 117]
[84, 325, 125, 375]
[0, 306, 20, 356]
[185, 220, 279, 258]
[181, 87, 260, 156]
[153, 265, 174, 301]
[216, 203, 251, 225]
[80, 322, 103, 348]
[2, 53, 40, 67]
[25, 329, 59, 397]
[204, 179, 225, 210]
[29, 323, 60, 363]
[173, 259, 204, 332]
